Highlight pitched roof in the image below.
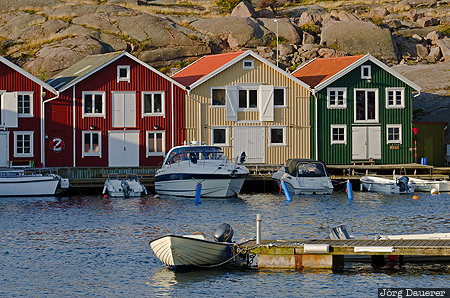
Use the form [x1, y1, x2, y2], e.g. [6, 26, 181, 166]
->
[292, 55, 365, 88]
[171, 50, 310, 91]
[0, 55, 57, 94]
[172, 51, 246, 88]
[292, 54, 421, 92]
[47, 51, 185, 92]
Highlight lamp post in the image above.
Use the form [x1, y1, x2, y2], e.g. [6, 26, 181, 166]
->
[274, 19, 279, 67]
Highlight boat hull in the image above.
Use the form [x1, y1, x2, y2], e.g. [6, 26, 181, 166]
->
[272, 171, 333, 195]
[0, 175, 60, 196]
[150, 235, 235, 269]
[155, 174, 248, 198]
[360, 176, 415, 194]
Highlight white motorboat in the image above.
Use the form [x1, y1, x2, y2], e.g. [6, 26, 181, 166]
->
[0, 170, 69, 196]
[150, 223, 242, 269]
[272, 159, 334, 195]
[360, 175, 415, 194]
[154, 143, 249, 198]
[399, 176, 450, 192]
[103, 173, 147, 197]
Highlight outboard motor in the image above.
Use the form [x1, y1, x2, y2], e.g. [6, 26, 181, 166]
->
[239, 152, 247, 164]
[397, 176, 409, 192]
[214, 223, 234, 243]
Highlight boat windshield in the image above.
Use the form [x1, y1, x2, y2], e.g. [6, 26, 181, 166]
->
[296, 162, 327, 177]
[165, 146, 226, 164]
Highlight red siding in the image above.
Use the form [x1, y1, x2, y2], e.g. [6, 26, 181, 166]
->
[46, 56, 186, 167]
[0, 62, 54, 167]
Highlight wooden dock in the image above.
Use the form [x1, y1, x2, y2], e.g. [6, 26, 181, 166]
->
[240, 239, 450, 269]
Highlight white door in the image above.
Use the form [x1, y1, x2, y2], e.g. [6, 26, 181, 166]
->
[352, 126, 381, 160]
[233, 126, 265, 163]
[112, 92, 136, 128]
[0, 132, 9, 167]
[108, 131, 139, 167]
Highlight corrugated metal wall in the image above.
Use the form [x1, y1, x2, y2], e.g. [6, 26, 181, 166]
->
[46, 56, 186, 167]
[186, 58, 311, 164]
[313, 61, 414, 164]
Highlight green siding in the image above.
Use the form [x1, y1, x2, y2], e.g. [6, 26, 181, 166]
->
[413, 122, 446, 166]
[312, 61, 414, 165]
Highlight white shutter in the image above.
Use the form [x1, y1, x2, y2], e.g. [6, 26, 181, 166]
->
[124, 92, 136, 127]
[368, 126, 381, 159]
[225, 85, 238, 122]
[108, 131, 125, 166]
[3, 92, 18, 128]
[352, 126, 366, 160]
[259, 85, 274, 122]
[112, 93, 124, 127]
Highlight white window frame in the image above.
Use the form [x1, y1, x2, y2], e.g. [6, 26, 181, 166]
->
[13, 131, 33, 157]
[210, 87, 226, 107]
[361, 65, 371, 79]
[326, 88, 347, 109]
[274, 87, 287, 108]
[330, 124, 347, 145]
[82, 131, 102, 157]
[17, 92, 33, 118]
[82, 91, 105, 118]
[385, 88, 405, 109]
[210, 126, 229, 146]
[146, 131, 165, 157]
[142, 91, 165, 117]
[354, 88, 379, 123]
[386, 124, 402, 144]
[269, 126, 286, 147]
[117, 65, 130, 82]
[238, 88, 259, 110]
[243, 59, 254, 70]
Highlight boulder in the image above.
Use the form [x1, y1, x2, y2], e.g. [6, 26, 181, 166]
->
[416, 43, 429, 58]
[427, 46, 442, 62]
[231, 1, 257, 18]
[385, 19, 403, 29]
[0, 11, 46, 36]
[394, 0, 412, 12]
[436, 39, 450, 61]
[338, 11, 360, 22]
[279, 43, 294, 56]
[302, 31, 316, 44]
[9, 19, 69, 41]
[417, 17, 440, 27]
[256, 8, 275, 18]
[137, 45, 211, 63]
[258, 18, 301, 43]
[282, 5, 328, 19]
[406, 9, 425, 22]
[321, 19, 397, 60]
[369, 6, 390, 19]
[318, 48, 347, 58]
[296, 11, 323, 26]
[426, 30, 442, 44]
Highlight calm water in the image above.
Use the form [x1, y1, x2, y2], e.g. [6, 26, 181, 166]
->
[0, 191, 449, 297]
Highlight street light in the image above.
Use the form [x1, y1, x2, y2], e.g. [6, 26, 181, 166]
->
[274, 19, 279, 67]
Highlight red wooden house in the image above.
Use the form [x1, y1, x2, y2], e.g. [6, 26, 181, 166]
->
[0, 55, 58, 168]
[45, 51, 186, 167]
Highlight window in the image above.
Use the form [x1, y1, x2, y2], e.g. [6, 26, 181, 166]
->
[386, 88, 405, 108]
[326, 88, 346, 108]
[14, 131, 33, 157]
[243, 60, 254, 69]
[117, 65, 130, 82]
[211, 127, 228, 146]
[274, 88, 286, 107]
[238, 89, 258, 109]
[269, 127, 286, 146]
[18, 92, 33, 117]
[82, 91, 105, 117]
[354, 89, 378, 123]
[387, 124, 402, 144]
[142, 92, 164, 116]
[211, 88, 225, 107]
[361, 65, 371, 79]
[82, 131, 101, 157]
[330, 124, 346, 145]
[147, 131, 165, 156]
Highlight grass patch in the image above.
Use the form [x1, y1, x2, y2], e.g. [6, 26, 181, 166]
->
[22, 9, 37, 14]
[300, 24, 320, 35]
[268, 36, 288, 47]
[159, 60, 191, 73]
[371, 17, 383, 27]
[438, 24, 450, 37]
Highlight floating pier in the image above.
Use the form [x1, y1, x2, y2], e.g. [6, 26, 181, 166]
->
[240, 239, 450, 269]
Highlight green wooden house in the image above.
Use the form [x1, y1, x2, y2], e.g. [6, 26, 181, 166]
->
[293, 54, 421, 165]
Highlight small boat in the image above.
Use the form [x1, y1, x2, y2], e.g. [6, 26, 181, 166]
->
[0, 170, 69, 196]
[103, 173, 147, 198]
[271, 159, 334, 195]
[150, 223, 243, 270]
[360, 175, 415, 194]
[398, 176, 450, 192]
[154, 142, 249, 198]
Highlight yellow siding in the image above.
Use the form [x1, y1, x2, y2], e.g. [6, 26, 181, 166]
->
[185, 58, 311, 164]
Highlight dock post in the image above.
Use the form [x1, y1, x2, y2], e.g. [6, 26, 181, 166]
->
[256, 214, 261, 244]
[347, 180, 353, 200]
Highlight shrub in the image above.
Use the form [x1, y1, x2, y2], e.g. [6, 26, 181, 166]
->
[438, 24, 450, 37]
[215, 0, 243, 13]
[300, 23, 320, 35]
